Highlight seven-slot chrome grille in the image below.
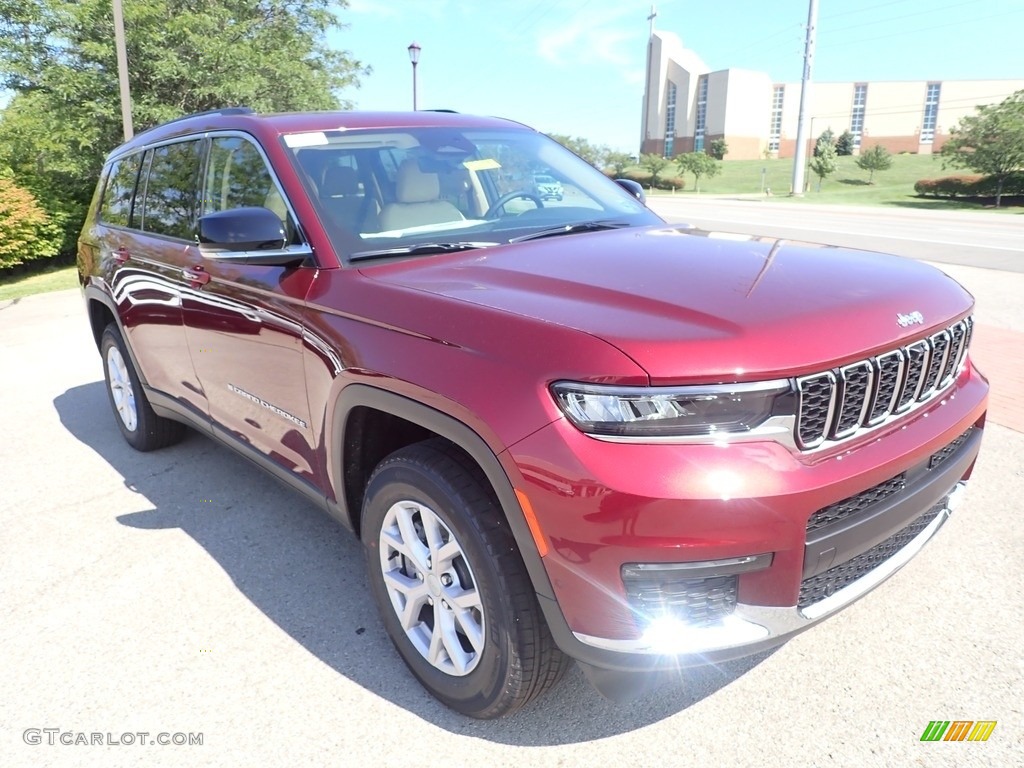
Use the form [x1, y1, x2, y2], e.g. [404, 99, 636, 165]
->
[795, 317, 973, 450]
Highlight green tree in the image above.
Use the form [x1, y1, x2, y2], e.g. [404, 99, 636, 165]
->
[675, 151, 720, 192]
[941, 90, 1024, 208]
[548, 134, 608, 168]
[855, 144, 894, 183]
[639, 153, 671, 187]
[835, 130, 855, 156]
[813, 128, 834, 157]
[709, 138, 728, 160]
[604, 151, 634, 176]
[808, 138, 837, 192]
[0, 0, 368, 255]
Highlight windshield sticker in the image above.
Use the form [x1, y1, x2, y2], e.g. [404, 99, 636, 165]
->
[283, 132, 329, 148]
[463, 158, 501, 171]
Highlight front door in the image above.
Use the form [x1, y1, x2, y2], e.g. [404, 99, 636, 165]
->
[182, 134, 320, 486]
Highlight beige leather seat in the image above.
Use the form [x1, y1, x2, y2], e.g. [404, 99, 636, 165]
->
[378, 159, 465, 232]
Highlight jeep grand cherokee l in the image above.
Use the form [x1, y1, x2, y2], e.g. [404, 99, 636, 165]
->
[78, 108, 987, 719]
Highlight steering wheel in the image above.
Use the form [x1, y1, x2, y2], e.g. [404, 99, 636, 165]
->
[484, 190, 544, 219]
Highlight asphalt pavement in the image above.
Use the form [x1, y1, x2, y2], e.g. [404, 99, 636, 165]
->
[2, 212, 1022, 766]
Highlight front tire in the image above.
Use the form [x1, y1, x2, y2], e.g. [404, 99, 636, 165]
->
[100, 324, 184, 451]
[362, 440, 568, 718]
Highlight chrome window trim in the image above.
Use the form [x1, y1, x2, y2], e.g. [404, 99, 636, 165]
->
[200, 243, 313, 262]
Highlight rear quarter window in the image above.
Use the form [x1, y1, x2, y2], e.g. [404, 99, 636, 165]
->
[99, 154, 143, 228]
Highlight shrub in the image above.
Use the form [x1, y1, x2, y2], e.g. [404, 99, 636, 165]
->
[613, 170, 685, 191]
[0, 176, 63, 269]
[913, 172, 1024, 200]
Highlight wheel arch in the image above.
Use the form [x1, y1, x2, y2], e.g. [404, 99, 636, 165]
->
[329, 384, 557, 604]
[84, 284, 119, 350]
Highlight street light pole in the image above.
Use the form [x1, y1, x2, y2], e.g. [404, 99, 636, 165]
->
[407, 42, 421, 111]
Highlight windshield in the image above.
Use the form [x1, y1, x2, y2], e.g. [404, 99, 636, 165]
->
[282, 126, 660, 260]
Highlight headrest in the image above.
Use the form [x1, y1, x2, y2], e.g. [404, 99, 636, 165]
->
[320, 165, 361, 197]
[396, 159, 440, 204]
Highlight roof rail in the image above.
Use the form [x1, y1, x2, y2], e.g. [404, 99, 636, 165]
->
[131, 107, 256, 140]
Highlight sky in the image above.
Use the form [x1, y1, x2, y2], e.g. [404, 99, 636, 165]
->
[334, 0, 1024, 152]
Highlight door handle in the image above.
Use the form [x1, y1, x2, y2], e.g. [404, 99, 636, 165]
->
[182, 266, 211, 286]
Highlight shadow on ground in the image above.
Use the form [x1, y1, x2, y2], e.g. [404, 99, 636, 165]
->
[54, 381, 774, 744]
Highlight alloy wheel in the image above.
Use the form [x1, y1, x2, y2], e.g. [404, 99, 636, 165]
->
[378, 499, 485, 676]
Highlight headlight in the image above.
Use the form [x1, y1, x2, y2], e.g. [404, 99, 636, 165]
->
[551, 380, 793, 438]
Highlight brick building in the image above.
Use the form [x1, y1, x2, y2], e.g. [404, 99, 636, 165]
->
[640, 30, 1024, 160]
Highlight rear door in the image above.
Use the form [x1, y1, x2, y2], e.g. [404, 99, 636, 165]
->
[182, 133, 321, 487]
[103, 141, 206, 416]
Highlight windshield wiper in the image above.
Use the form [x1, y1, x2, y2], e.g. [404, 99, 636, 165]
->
[350, 241, 497, 262]
[509, 220, 632, 243]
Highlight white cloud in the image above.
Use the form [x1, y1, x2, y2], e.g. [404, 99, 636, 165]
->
[536, 5, 642, 71]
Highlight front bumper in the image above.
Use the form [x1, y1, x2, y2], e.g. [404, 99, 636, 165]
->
[573, 481, 963, 660]
[508, 366, 986, 672]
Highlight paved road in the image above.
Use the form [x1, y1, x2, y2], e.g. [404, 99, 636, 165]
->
[2, 287, 1021, 768]
[648, 197, 1024, 272]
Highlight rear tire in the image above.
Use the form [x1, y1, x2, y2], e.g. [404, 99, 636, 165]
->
[100, 324, 184, 451]
[362, 439, 568, 718]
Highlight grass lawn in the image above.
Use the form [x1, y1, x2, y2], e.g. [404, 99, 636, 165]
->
[651, 154, 1012, 210]
[0, 264, 78, 301]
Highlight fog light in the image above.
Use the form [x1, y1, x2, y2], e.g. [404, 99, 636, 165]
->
[641, 615, 769, 654]
[622, 553, 772, 629]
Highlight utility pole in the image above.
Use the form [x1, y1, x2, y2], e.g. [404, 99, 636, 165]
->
[112, 0, 133, 140]
[790, 0, 818, 196]
[640, 5, 656, 155]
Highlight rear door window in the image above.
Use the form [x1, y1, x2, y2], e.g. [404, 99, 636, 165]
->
[140, 140, 204, 240]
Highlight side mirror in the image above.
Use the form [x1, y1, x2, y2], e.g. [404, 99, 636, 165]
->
[614, 178, 646, 205]
[198, 207, 287, 252]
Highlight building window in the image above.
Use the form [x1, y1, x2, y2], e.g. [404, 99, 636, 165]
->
[768, 85, 784, 152]
[664, 81, 677, 157]
[921, 82, 941, 144]
[694, 75, 708, 153]
[850, 83, 867, 149]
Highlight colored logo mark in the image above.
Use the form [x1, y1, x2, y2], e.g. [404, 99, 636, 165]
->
[920, 720, 997, 742]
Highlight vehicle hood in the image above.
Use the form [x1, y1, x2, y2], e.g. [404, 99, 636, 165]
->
[359, 225, 975, 383]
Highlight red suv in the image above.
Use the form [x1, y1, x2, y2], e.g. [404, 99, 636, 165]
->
[78, 109, 987, 718]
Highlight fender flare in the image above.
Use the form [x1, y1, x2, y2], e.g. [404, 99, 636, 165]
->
[83, 282, 151, 388]
[329, 383, 557, 604]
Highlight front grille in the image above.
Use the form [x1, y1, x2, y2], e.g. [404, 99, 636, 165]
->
[795, 317, 973, 449]
[622, 570, 737, 628]
[929, 429, 973, 469]
[798, 503, 944, 609]
[806, 474, 907, 533]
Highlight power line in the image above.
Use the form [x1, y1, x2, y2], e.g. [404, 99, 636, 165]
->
[820, 0, 919, 21]
[825, 6, 1024, 49]
[822, 0, 982, 34]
